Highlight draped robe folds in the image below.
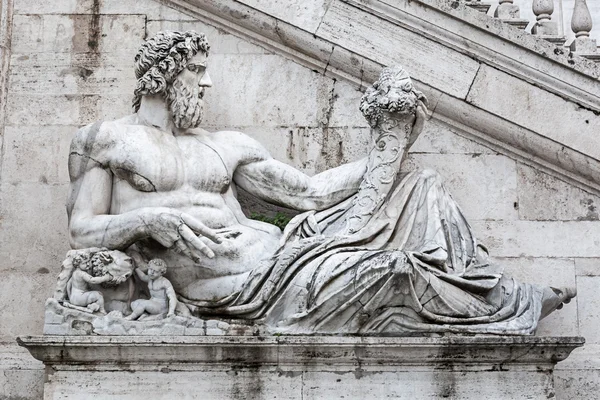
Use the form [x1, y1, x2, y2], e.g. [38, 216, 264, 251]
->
[182, 167, 545, 335]
[182, 68, 547, 335]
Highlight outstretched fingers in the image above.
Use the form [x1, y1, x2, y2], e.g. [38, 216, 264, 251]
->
[181, 214, 222, 244]
[172, 238, 198, 261]
[179, 224, 216, 259]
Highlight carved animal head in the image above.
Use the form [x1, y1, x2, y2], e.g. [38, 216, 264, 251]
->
[69, 248, 134, 286]
[359, 66, 427, 128]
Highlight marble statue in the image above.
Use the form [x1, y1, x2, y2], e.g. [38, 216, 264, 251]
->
[51, 30, 576, 335]
[126, 259, 178, 320]
[54, 248, 133, 314]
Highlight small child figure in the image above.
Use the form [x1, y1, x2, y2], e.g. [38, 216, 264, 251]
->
[125, 259, 178, 320]
[68, 257, 124, 314]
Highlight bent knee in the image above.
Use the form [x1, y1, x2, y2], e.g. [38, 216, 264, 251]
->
[416, 168, 442, 182]
[131, 299, 145, 309]
[89, 291, 104, 300]
[389, 252, 413, 275]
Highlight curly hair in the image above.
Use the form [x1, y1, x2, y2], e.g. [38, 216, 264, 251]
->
[359, 66, 426, 128]
[148, 258, 168, 275]
[133, 30, 210, 112]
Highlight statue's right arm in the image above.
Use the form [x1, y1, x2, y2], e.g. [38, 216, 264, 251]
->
[79, 270, 111, 285]
[134, 268, 149, 283]
[67, 124, 149, 250]
[67, 123, 220, 259]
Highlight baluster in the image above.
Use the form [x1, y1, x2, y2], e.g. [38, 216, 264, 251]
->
[461, 0, 494, 15]
[570, 0, 597, 54]
[532, 0, 560, 38]
[494, 0, 529, 31]
[496, 0, 521, 19]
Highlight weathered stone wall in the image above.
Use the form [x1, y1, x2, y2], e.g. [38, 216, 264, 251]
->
[0, 0, 599, 399]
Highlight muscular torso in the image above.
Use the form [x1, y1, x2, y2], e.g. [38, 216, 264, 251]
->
[91, 116, 282, 300]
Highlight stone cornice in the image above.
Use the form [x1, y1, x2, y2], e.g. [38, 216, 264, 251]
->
[162, 0, 600, 194]
[18, 335, 585, 366]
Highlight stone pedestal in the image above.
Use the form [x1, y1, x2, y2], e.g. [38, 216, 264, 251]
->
[18, 335, 583, 400]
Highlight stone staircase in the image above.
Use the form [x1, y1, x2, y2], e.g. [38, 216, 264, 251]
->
[464, 0, 599, 62]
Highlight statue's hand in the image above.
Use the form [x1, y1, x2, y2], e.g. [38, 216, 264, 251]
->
[113, 275, 128, 285]
[139, 208, 222, 261]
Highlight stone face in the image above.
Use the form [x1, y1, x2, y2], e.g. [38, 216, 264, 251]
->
[0, 182, 70, 273]
[317, 1, 481, 99]
[406, 153, 519, 221]
[471, 220, 600, 258]
[575, 258, 600, 276]
[1, 0, 599, 397]
[577, 276, 600, 344]
[0, 340, 44, 400]
[11, 14, 145, 55]
[1, 126, 75, 184]
[18, 335, 584, 400]
[55, 54, 573, 338]
[555, 344, 600, 400]
[517, 163, 600, 221]
[466, 65, 600, 162]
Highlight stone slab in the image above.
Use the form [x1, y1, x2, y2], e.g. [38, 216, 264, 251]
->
[410, 118, 496, 155]
[555, 344, 600, 400]
[471, 220, 600, 258]
[5, 93, 131, 125]
[11, 14, 145, 55]
[18, 335, 584, 400]
[316, 1, 481, 99]
[466, 65, 600, 162]
[231, 0, 333, 33]
[146, 20, 269, 55]
[9, 53, 136, 95]
[0, 183, 70, 274]
[577, 276, 600, 344]
[13, 0, 191, 20]
[575, 258, 600, 276]
[0, 272, 55, 337]
[0, 340, 44, 400]
[517, 163, 600, 221]
[1, 126, 75, 184]
[201, 54, 334, 128]
[406, 153, 519, 221]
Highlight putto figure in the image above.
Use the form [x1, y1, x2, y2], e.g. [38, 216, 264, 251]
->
[56, 248, 132, 314]
[126, 259, 178, 320]
[64, 30, 574, 335]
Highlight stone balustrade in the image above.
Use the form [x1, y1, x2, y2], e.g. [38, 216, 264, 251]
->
[461, 0, 599, 61]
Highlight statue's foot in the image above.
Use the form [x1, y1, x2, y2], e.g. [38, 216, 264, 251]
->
[540, 286, 577, 319]
[87, 304, 100, 313]
[554, 286, 577, 308]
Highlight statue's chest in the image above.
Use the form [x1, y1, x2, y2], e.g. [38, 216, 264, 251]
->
[111, 130, 230, 193]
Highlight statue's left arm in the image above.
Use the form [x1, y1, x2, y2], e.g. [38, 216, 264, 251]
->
[228, 133, 368, 211]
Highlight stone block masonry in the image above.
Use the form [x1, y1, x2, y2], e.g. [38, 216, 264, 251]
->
[0, 0, 599, 398]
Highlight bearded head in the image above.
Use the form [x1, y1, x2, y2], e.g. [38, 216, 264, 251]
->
[133, 30, 210, 129]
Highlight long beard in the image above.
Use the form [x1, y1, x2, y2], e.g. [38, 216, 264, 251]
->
[166, 78, 205, 129]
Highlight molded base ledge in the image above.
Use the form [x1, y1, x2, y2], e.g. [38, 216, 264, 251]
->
[18, 335, 584, 400]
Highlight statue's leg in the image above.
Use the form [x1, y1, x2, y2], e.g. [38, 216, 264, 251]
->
[125, 299, 147, 320]
[143, 300, 168, 316]
[86, 291, 107, 314]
